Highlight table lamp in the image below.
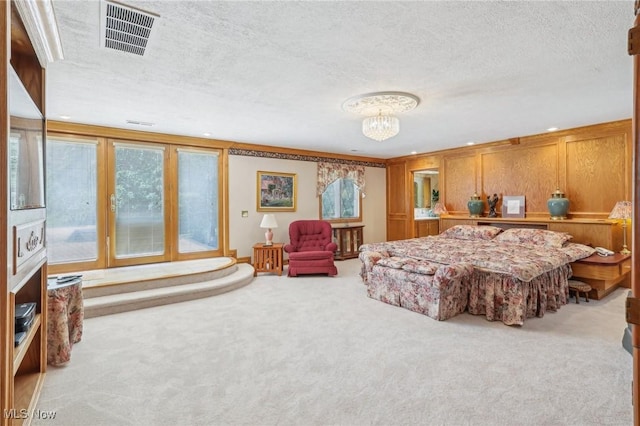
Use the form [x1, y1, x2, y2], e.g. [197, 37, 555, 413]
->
[260, 214, 278, 246]
[608, 201, 632, 255]
[432, 202, 448, 216]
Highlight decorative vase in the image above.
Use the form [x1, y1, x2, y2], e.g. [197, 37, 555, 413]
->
[547, 188, 569, 220]
[467, 193, 484, 218]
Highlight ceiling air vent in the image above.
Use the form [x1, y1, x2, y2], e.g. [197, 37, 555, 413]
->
[100, 1, 159, 56]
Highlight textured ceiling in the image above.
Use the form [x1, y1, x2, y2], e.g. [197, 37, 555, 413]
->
[45, 0, 634, 159]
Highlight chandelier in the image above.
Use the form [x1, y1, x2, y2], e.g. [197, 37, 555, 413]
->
[362, 111, 400, 141]
[343, 91, 419, 141]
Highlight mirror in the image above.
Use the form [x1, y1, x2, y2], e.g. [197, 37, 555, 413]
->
[413, 169, 439, 209]
[9, 66, 45, 210]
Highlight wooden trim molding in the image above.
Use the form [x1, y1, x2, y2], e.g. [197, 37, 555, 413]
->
[229, 147, 385, 168]
[48, 121, 387, 167]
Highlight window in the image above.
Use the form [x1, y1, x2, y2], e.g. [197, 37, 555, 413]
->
[113, 143, 166, 259]
[46, 132, 224, 274]
[320, 178, 361, 222]
[46, 138, 99, 264]
[177, 149, 219, 253]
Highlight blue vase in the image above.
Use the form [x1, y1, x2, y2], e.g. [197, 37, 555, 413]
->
[467, 193, 484, 217]
[548, 188, 569, 220]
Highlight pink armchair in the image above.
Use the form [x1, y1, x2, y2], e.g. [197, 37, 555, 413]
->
[284, 220, 338, 277]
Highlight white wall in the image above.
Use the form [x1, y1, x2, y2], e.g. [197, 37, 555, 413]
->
[229, 155, 386, 258]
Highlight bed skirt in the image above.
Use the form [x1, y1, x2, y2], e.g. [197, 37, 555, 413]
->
[360, 251, 572, 326]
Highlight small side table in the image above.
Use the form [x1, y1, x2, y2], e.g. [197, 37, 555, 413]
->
[253, 243, 283, 276]
[46, 277, 84, 366]
[570, 252, 631, 300]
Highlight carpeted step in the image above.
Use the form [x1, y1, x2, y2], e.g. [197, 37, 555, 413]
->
[82, 258, 237, 299]
[83, 264, 255, 318]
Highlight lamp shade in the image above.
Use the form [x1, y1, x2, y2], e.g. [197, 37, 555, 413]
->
[608, 201, 632, 220]
[260, 214, 278, 229]
[432, 202, 448, 216]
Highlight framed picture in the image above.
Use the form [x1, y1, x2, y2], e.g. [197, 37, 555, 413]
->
[501, 195, 525, 218]
[257, 171, 297, 212]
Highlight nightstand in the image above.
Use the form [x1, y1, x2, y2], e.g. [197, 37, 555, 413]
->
[252, 243, 283, 276]
[570, 252, 631, 300]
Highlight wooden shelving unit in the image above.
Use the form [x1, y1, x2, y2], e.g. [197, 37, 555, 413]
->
[7, 261, 47, 426]
[2, 4, 50, 426]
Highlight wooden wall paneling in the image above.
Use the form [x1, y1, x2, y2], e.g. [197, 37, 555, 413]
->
[407, 155, 439, 171]
[565, 133, 629, 216]
[443, 154, 477, 215]
[480, 142, 558, 216]
[386, 161, 410, 240]
[393, 120, 631, 221]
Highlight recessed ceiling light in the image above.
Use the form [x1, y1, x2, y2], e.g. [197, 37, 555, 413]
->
[466, 141, 475, 146]
[59, 115, 71, 120]
[126, 120, 154, 127]
[203, 132, 211, 137]
[411, 151, 417, 155]
[547, 127, 559, 132]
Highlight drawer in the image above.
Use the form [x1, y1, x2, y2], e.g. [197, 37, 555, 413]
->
[571, 262, 622, 281]
[620, 258, 632, 275]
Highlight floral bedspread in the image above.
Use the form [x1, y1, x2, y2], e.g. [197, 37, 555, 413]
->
[367, 259, 474, 321]
[359, 236, 594, 325]
[361, 236, 592, 282]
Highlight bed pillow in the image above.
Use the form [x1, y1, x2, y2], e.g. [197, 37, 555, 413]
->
[560, 243, 596, 262]
[493, 228, 572, 248]
[439, 225, 503, 241]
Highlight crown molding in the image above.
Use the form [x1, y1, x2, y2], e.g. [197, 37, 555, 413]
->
[14, 0, 63, 66]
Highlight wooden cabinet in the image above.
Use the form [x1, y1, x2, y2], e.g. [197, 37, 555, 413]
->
[8, 262, 47, 426]
[571, 253, 631, 300]
[332, 226, 364, 260]
[2, 6, 50, 425]
[415, 219, 439, 237]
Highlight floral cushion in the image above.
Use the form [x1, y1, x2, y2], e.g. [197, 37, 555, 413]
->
[376, 256, 408, 269]
[493, 228, 572, 248]
[376, 256, 439, 275]
[401, 259, 439, 275]
[439, 225, 503, 241]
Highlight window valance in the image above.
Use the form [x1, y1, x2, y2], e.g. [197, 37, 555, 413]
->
[317, 162, 365, 196]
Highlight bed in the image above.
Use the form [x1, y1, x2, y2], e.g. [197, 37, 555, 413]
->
[359, 225, 596, 326]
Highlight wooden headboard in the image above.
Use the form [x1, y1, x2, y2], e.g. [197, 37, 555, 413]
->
[440, 216, 622, 250]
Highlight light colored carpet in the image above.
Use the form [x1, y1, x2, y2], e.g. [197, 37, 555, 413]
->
[34, 259, 632, 426]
